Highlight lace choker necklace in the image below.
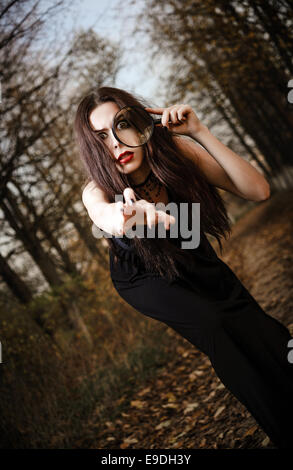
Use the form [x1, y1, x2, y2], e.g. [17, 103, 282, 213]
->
[132, 169, 163, 203]
[132, 170, 153, 188]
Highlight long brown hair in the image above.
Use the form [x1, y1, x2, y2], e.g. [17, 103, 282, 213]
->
[74, 86, 232, 282]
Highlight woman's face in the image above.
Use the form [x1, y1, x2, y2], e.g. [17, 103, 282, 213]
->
[89, 101, 150, 181]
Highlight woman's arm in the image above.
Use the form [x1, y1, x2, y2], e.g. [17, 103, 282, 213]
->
[173, 134, 269, 201]
[82, 182, 175, 236]
[187, 126, 270, 202]
[82, 181, 122, 236]
[146, 104, 271, 202]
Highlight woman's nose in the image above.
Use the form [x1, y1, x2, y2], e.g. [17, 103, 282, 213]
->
[109, 130, 121, 150]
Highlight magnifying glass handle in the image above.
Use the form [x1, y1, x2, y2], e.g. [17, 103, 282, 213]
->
[153, 118, 173, 125]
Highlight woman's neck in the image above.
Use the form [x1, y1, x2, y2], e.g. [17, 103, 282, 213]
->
[132, 169, 152, 188]
[128, 159, 151, 186]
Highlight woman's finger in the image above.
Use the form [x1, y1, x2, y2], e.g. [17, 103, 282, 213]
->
[115, 200, 125, 235]
[123, 187, 136, 206]
[144, 107, 164, 115]
[145, 205, 157, 229]
[170, 108, 180, 124]
[168, 214, 176, 225]
[155, 210, 168, 230]
[178, 105, 192, 120]
[177, 110, 187, 121]
[156, 210, 176, 230]
[161, 109, 171, 127]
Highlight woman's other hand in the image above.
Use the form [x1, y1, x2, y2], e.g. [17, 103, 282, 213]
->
[114, 187, 176, 236]
[145, 104, 205, 139]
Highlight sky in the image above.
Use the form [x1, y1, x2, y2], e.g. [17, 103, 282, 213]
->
[59, 0, 165, 104]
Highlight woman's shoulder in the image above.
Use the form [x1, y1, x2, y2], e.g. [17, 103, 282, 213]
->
[82, 179, 109, 206]
[82, 179, 97, 193]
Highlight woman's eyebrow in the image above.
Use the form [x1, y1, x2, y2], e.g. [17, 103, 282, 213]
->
[94, 127, 109, 133]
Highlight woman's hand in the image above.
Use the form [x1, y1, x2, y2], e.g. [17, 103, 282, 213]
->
[145, 104, 205, 138]
[114, 188, 176, 236]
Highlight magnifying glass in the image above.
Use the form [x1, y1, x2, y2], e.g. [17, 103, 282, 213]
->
[112, 106, 163, 148]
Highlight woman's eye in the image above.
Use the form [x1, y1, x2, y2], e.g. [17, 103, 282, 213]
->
[117, 120, 130, 130]
[98, 132, 107, 140]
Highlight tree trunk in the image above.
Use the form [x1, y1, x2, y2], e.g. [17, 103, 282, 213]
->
[68, 211, 109, 270]
[0, 252, 33, 304]
[11, 180, 80, 278]
[1, 192, 63, 287]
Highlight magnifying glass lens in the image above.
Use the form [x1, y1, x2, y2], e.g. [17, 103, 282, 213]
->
[113, 107, 154, 147]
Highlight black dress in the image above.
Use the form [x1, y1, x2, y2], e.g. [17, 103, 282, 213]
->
[108, 188, 293, 449]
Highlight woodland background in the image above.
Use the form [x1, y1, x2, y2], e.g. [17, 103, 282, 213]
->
[0, 0, 292, 448]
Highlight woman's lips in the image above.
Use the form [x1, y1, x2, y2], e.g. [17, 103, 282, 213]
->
[119, 153, 134, 164]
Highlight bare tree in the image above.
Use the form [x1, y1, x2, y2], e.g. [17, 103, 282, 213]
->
[134, 0, 293, 188]
[0, 1, 120, 343]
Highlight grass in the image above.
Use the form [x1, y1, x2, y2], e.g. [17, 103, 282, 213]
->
[0, 281, 177, 449]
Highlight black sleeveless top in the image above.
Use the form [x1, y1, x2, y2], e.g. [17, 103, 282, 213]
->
[108, 188, 245, 303]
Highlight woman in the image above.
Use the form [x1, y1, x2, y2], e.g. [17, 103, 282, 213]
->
[74, 86, 293, 449]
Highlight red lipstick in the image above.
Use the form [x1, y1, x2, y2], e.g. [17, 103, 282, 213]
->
[119, 152, 134, 164]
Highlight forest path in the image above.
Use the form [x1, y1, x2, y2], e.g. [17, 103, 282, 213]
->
[92, 190, 293, 449]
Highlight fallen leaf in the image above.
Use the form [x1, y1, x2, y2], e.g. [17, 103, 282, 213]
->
[243, 424, 258, 437]
[162, 403, 178, 409]
[188, 372, 197, 381]
[155, 420, 172, 430]
[217, 383, 225, 390]
[123, 437, 138, 445]
[214, 405, 225, 419]
[165, 392, 177, 402]
[199, 438, 206, 448]
[183, 402, 199, 414]
[261, 436, 270, 447]
[130, 400, 146, 409]
[203, 390, 216, 402]
[138, 387, 151, 396]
